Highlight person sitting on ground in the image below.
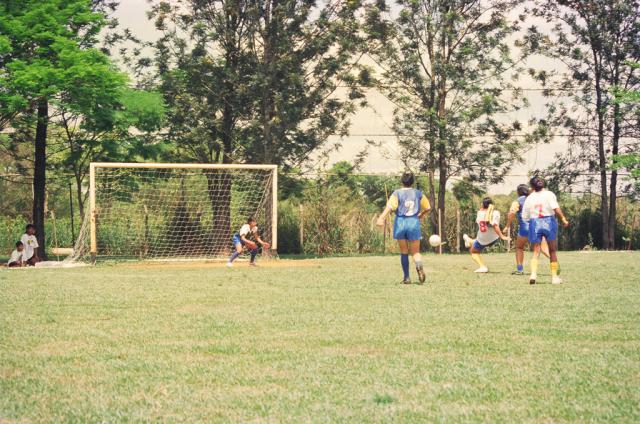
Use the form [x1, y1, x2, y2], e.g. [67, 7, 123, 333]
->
[21, 224, 40, 266]
[7, 241, 26, 268]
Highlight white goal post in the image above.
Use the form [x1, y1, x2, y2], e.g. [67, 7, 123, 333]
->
[68, 162, 278, 263]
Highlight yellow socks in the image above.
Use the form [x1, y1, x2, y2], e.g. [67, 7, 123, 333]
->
[471, 253, 484, 267]
[550, 262, 559, 277]
[530, 258, 539, 274]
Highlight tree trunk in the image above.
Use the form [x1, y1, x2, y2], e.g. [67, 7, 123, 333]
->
[75, 172, 84, 218]
[609, 99, 621, 249]
[261, 0, 277, 164]
[593, 53, 610, 249]
[33, 100, 48, 260]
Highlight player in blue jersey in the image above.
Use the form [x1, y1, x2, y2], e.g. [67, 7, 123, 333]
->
[376, 171, 431, 284]
[522, 176, 569, 284]
[504, 184, 549, 275]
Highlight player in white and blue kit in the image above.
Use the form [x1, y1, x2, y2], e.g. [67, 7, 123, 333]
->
[462, 197, 510, 273]
[504, 184, 549, 275]
[377, 172, 431, 284]
[522, 176, 569, 284]
[227, 217, 270, 267]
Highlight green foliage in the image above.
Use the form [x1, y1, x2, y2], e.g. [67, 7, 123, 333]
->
[530, 0, 640, 248]
[364, 0, 533, 238]
[148, 0, 368, 167]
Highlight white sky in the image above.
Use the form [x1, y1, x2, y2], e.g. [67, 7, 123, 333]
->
[112, 0, 570, 194]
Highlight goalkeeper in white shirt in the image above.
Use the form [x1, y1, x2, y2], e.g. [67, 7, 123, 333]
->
[522, 176, 569, 285]
[463, 197, 510, 273]
[227, 217, 270, 267]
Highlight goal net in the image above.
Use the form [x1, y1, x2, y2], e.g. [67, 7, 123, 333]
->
[67, 163, 277, 263]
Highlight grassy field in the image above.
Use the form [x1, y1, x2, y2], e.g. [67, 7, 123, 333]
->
[1, 252, 639, 423]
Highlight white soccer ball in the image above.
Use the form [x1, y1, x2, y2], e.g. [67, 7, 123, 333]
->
[428, 234, 442, 247]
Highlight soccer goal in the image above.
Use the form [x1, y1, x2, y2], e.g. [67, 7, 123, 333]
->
[67, 163, 277, 263]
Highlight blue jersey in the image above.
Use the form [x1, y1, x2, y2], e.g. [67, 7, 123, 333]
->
[391, 188, 423, 217]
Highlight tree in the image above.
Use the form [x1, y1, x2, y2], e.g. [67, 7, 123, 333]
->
[531, 0, 640, 248]
[244, 1, 367, 166]
[52, 88, 165, 218]
[148, 0, 367, 251]
[612, 61, 640, 198]
[0, 0, 127, 258]
[365, 0, 533, 242]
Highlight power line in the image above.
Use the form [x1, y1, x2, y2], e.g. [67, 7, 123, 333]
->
[327, 133, 638, 138]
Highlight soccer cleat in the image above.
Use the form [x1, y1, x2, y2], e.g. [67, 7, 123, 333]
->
[226, 262, 233, 268]
[511, 270, 524, 275]
[401, 279, 411, 285]
[416, 266, 426, 284]
[529, 273, 537, 284]
[474, 266, 489, 273]
[249, 262, 258, 267]
[463, 234, 472, 248]
[552, 276, 563, 285]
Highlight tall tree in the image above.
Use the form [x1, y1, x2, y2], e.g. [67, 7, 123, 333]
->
[149, 0, 367, 167]
[365, 0, 533, 242]
[532, 0, 640, 249]
[245, 0, 367, 166]
[0, 0, 126, 258]
[52, 88, 165, 217]
[148, 0, 367, 251]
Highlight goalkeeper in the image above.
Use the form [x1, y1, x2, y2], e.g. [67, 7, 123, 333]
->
[227, 217, 270, 267]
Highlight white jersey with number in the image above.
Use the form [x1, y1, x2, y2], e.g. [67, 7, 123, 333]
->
[239, 224, 258, 238]
[20, 234, 38, 260]
[475, 209, 501, 245]
[522, 190, 559, 221]
[8, 249, 24, 264]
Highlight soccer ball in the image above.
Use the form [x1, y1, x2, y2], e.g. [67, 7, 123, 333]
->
[428, 234, 442, 247]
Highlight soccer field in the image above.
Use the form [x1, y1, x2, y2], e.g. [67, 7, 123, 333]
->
[1, 252, 639, 422]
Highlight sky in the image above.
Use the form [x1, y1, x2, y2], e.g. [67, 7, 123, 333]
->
[112, 0, 571, 194]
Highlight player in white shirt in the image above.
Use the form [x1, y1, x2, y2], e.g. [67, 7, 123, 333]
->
[20, 224, 40, 266]
[7, 241, 26, 267]
[522, 176, 569, 285]
[462, 197, 510, 273]
[227, 217, 270, 267]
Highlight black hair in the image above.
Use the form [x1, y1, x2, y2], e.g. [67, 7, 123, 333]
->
[530, 176, 545, 192]
[25, 224, 35, 231]
[15, 241, 23, 248]
[401, 171, 414, 187]
[482, 197, 493, 209]
[517, 184, 529, 197]
[247, 216, 256, 223]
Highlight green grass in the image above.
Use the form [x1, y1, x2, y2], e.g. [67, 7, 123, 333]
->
[1, 252, 639, 422]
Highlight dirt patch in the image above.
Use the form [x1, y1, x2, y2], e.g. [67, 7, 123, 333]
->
[117, 258, 319, 271]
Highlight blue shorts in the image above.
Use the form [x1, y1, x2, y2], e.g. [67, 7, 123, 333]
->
[232, 234, 244, 247]
[393, 216, 422, 241]
[517, 222, 529, 238]
[528, 216, 558, 244]
[472, 239, 499, 251]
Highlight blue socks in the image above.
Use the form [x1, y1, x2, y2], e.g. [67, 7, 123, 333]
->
[400, 254, 409, 280]
[517, 264, 523, 272]
[250, 249, 258, 263]
[229, 251, 240, 263]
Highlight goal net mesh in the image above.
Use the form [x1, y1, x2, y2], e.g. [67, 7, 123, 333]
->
[67, 166, 275, 262]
